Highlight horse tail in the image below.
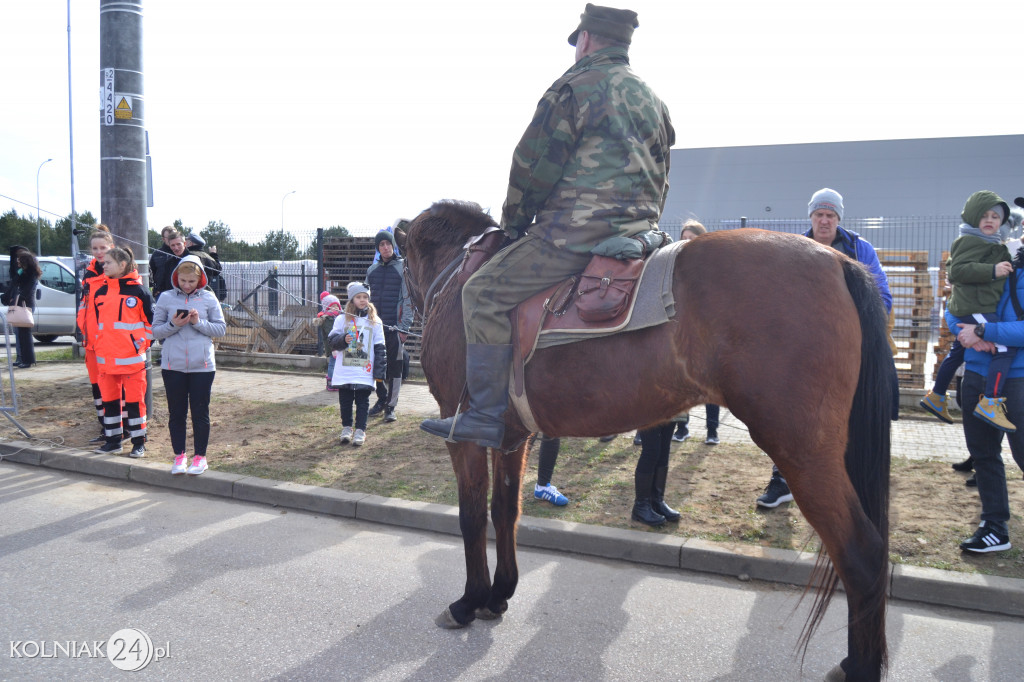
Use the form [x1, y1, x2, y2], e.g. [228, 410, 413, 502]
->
[801, 258, 893, 671]
[842, 258, 893, 577]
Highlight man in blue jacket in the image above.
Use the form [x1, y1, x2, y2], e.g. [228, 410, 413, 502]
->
[950, 216, 1024, 554]
[366, 228, 414, 422]
[757, 187, 894, 508]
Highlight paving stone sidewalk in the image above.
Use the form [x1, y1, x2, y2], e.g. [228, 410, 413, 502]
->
[8, 362, 1018, 466]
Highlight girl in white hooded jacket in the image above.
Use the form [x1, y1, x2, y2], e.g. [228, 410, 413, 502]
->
[152, 255, 226, 475]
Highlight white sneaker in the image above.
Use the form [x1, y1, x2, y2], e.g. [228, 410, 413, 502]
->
[186, 455, 208, 475]
[171, 453, 188, 475]
[340, 426, 353, 444]
[352, 429, 366, 446]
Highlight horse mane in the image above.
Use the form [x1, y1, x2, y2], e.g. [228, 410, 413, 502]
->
[427, 199, 498, 236]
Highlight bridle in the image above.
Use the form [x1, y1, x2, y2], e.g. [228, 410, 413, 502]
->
[404, 249, 464, 326]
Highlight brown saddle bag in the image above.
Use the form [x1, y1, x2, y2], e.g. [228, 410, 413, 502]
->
[574, 255, 643, 323]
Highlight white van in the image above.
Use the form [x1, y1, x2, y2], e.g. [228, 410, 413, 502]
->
[1, 255, 79, 343]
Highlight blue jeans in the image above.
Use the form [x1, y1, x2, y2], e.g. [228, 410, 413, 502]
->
[931, 340, 965, 394]
[961, 371, 1024, 536]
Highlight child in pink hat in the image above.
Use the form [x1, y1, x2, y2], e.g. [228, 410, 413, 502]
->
[318, 291, 343, 391]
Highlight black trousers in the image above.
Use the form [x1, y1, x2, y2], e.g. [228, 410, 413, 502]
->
[339, 387, 372, 429]
[162, 370, 215, 456]
[14, 325, 35, 364]
[636, 422, 674, 475]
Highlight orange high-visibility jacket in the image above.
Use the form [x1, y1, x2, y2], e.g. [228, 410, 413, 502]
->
[91, 268, 154, 374]
[77, 258, 106, 351]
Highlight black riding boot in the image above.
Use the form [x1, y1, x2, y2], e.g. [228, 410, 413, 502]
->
[651, 466, 681, 522]
[420, 344, 512, 449]
[631, 472, 666, 527]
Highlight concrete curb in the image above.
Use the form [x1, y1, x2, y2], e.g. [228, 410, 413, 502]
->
[2, 439, 1023, 619]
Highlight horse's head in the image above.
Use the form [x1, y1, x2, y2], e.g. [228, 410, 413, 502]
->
[400, 200, 498, 314]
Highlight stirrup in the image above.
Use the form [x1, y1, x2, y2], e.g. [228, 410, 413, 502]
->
[443, 412, 460, 443]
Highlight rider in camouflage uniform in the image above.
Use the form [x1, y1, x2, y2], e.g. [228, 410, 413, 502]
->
[421, 4, 675, 448]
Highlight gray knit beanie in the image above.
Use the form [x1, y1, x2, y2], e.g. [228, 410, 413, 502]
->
[808, 188, 844, 221]
[347, 281, 371, 299]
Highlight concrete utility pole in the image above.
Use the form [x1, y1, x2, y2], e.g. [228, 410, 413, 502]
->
[100, 0, 148, 284]
[100, 0, 151, 415]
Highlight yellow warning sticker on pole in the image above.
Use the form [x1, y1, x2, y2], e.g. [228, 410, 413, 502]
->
[115, 95, 133, 120]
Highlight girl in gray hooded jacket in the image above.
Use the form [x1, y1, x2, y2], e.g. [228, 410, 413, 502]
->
[152, 255, 226, 475]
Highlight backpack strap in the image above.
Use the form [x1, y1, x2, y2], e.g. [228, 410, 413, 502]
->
[1009, 270, 1024, 321]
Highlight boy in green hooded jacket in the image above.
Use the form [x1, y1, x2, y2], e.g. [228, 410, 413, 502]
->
[927, 190, 1016, 432]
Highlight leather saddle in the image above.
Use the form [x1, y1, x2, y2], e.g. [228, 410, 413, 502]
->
[510, 256, 645, 396]
[454, 229, 656, 399]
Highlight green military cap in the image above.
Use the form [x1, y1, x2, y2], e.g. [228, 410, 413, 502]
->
[567, 3, 639, 46]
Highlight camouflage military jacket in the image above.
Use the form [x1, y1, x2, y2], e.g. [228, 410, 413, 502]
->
[500, 47, 675, 253]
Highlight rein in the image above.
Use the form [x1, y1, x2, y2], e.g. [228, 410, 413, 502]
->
[405, 251, 464, 325]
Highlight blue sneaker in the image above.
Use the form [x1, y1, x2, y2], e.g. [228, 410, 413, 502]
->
[534, 483, 569, 506]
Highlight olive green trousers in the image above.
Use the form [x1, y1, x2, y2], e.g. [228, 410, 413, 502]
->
[462, 234, 592, 346]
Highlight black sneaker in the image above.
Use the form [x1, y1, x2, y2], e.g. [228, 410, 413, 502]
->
[128, 444, 146, 458]
[95, 440, 123, 454]
[965, 475, 977, 487]
[633, 433, 643, 446]
[756, 475, 794, 508]
[88, 434, 107, 444]
[384, 407, 397, 423]
[368, 401, 386, 418]
[960, 523, 1011, 553]
[951, 457, 974, 472]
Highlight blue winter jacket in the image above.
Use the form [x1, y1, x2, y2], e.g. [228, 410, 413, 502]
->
[803, 225, 892, 313]
[946, 272, 1024, 380]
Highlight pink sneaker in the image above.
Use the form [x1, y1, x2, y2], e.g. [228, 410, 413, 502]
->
[186, 455, 208, 475]
[171, 453, 187, 475]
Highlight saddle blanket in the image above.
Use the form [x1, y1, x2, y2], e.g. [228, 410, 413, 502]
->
[534, 238, 684, 351]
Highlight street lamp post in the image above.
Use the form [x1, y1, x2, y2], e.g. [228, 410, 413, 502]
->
[281, 190, 296, 232]
[36, 158, 54, 255]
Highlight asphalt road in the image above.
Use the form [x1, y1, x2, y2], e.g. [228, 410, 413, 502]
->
[1, 463, 1022, 681]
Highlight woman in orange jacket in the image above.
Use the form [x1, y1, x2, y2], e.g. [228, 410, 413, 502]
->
[77, 225, 115, 442]
[89, 246, 153, 457]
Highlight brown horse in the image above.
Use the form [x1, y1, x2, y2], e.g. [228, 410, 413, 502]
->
[398, 200, 893, 682]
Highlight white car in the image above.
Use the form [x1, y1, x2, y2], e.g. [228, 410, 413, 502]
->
[1, 255, 79, 343]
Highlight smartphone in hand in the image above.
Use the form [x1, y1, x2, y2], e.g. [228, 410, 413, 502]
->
[176, 309, 189, 318]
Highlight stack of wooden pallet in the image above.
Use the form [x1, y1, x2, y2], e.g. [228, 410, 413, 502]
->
[323, 236, 377, 297]
[322, 235, 424, 362]
[931, 250, 953, 383]
[878, 249, 933, 388]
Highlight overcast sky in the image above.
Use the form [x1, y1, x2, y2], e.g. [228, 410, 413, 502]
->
[1, 0, 1021, 241]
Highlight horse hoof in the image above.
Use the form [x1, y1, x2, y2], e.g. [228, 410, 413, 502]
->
[435, 607, 468, 629]
[474, 606, 504, 621]
[823, 664, 845, 681]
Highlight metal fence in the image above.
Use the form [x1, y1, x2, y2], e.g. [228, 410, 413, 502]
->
[662, 214, 965, 269]
[202, 218, 986, 387]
